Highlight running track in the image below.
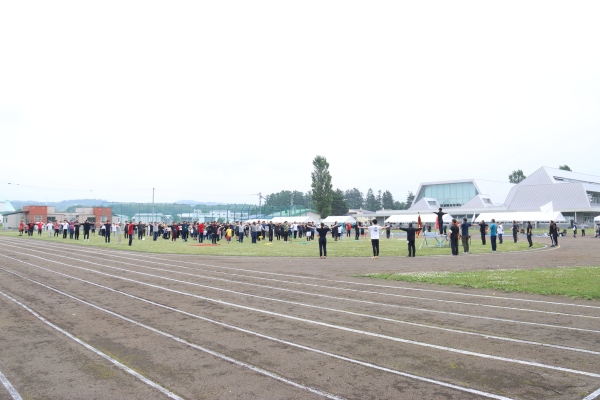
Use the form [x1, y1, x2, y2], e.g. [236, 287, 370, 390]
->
[0, 235, 598, 399]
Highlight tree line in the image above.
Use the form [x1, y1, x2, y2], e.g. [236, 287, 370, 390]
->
[263, 188, 415, 217]
[263, 155, 415, 219]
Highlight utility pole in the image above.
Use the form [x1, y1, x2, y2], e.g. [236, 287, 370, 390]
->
[253, 192, 264, 217]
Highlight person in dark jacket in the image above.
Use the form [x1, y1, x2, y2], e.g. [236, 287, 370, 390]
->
[527, 221, 533, 248]
[399, 223, 422, 257]
[450, 219, 460, 256]
[479, 220, 489, 245]
[104, 220, 112, 243]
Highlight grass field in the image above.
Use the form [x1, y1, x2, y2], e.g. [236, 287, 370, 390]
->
[0, 230, 544, 257]
[360, 267, 600, 300]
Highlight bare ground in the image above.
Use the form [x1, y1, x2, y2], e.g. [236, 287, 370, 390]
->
[0, 235, 598, 400]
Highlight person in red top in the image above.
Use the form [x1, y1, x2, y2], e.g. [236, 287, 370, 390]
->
[128, 222, 135, 246]
[19, 221, 24, 236]
[198, 222, 205, 243]
[37, 221, 43, 236]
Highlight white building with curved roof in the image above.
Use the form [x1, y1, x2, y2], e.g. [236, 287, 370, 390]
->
[377, 167, 600, 225]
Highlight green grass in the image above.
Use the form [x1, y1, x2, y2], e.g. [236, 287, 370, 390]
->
[0, 230, 543, 257]
[360, 267, 600, 300]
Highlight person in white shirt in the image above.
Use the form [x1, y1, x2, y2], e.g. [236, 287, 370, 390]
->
[114, 222, 122, 244]
[497, 222, 504, 244]
[62, 221, 69, 239]
[368, 218, 390, 258]
[292, 222, 298, 239]
[46, 221, 53, 237]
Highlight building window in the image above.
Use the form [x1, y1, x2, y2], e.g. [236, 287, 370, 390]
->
[34, 215, 43, 222]
[417, 182, 478, 207]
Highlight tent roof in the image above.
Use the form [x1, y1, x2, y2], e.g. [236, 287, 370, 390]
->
[245, 219, 271, 224]
[474, 211, 566, 223]
[385, 213, 453, 224]
[270, 216, 315, 224]
[594, 215, 600, 222]
[321, 216, 356, 224]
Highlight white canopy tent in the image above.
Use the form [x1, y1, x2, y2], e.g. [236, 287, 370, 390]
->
[321, 216, 356, 224]
[474, 201, 566, 223]
[270, 216, 315, 224]
[245, 219, 271, 224]
[594, 215, 600, 223]
[474, 211, 566, 223]
[385, 213, 453, 224]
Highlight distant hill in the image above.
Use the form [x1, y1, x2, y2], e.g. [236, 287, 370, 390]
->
[9, 199, 243, 211]
[9, 199, 107, 212]
[176, 200, 222, 205]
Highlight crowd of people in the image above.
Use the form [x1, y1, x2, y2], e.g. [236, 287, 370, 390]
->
[17, 211, 599, 257]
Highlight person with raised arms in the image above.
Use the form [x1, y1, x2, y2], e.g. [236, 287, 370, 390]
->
[368, 218, 390, 259]
[315, 222, 339, 259]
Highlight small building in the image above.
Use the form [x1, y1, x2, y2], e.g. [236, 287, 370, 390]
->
[3, 206, 112, 229]
[0, 199, 16, 215]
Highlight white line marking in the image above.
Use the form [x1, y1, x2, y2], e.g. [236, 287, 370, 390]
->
[0, 369, 22, 400]
[0, 290, 183, 400]
[3, 271, 344, 400]
[3, 242, 599, 338]
[23, 241, 594, 320]
[2, 246, 598, 336]
[6, 236, 598, 310]
[583, 387, 600, 400]
[2, 254, 598, 379]
[3, 258, 596, 357]
[2, 267, 513, 400]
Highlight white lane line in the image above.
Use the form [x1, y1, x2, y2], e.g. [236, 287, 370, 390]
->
[2, 254, 599, 380]
[0, 369, 22, 400]
[2, 246, 597, 335]
[5, 245, 600, 359]
[583, 387, 600, 400]
[8, 237, 597, 311]
[2, 272, 343, 400]
[2, 267, 513, 400]
[0, 290, 183, 400]
[21, 241, 594, 320]
[2, 259, 596, 358]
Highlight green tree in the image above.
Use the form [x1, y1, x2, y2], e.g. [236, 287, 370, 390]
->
[559, 165, 572, 171]
[311, 155, 333, 218]
[264, 190, 307, 208]
[406, 191, 415, 208]
[393, 201, 406, 210]
[64, 204, 88, 212]
[364, 188, 378, 211]
[381, 190, 395, 209]
[508, 169, 526, 184]
[331, 189, 349, 215]
[344, 188, 364, 209]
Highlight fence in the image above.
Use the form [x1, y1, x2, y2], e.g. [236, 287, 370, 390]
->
[102, 202, 313, 223]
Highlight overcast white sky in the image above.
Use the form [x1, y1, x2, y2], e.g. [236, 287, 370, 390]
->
[1, 1, 599, 205]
